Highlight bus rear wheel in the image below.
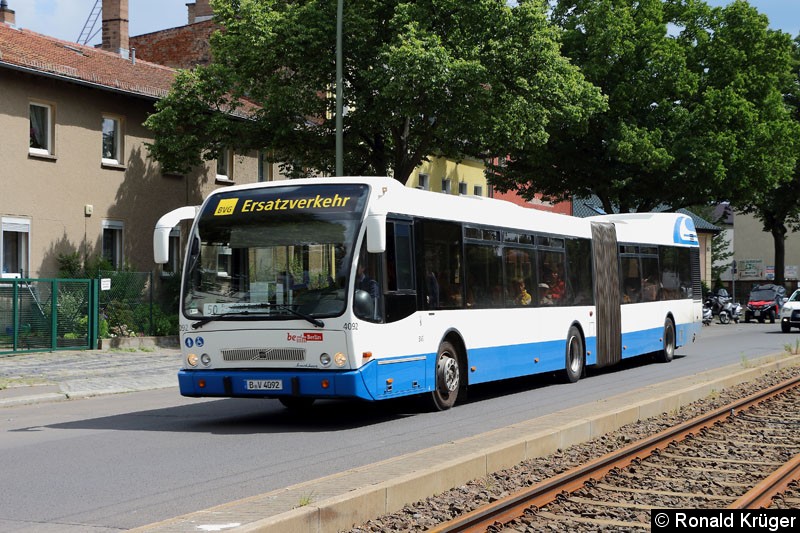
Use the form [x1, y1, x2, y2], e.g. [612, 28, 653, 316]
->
[429, 341, 460, 411]
[562, 325, 584, 383]
[655, 318, 675, 363]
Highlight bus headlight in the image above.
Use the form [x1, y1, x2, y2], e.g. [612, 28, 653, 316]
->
[186, 353, 199, 367]
[200, 353, 211, 367]
[334, 352, 347, 367]
[319, 353, 331, 366]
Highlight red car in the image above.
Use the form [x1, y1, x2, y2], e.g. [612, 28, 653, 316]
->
[744, 284, 786, 324]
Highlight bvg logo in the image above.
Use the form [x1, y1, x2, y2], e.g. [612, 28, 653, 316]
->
[214, 198, 238, 216]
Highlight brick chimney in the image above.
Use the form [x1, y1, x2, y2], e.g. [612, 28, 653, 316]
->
[0, 0, 16, 26]
[101, 0, 129, 58]
[188, 0, 213, 24]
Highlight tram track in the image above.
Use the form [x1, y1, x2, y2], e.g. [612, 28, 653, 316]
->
[427, 375, 800, 532]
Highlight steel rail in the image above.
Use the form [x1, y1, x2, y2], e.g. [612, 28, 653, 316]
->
[729, 452, 800, 509]
[427, 375, 800, 533]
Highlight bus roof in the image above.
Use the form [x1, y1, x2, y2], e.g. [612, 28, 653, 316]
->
[200, 176, 697, 247]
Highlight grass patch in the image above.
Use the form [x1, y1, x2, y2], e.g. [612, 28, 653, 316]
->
[296, 491, 316, 507]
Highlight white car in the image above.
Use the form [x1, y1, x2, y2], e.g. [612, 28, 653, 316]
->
[779, 289, 800, 332]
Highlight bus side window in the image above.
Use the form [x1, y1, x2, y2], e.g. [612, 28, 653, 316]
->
[354, 241, 383, 322]
[384, 220, 417, 323]
[621, 256, 641, 304]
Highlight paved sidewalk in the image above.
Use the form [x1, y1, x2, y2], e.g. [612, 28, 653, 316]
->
[0, 346, 182, 407]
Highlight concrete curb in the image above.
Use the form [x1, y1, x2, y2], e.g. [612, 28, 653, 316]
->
[131, 351, 800, 533]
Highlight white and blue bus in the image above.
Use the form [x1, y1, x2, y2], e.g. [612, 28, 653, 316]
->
[154, 177, 702, 410]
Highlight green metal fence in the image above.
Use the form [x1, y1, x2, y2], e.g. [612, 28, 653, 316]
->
[0, 278, 99, 354]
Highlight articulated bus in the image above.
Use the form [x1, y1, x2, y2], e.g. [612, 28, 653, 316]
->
[154, 177, 702, 410]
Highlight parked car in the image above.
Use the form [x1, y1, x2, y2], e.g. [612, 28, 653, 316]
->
[744, 284, 786, 324]
[780, 289, 800, 332]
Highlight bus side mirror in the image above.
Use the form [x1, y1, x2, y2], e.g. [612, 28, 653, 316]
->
[365, 214, 386, 253]
[153, 206, 199, 264]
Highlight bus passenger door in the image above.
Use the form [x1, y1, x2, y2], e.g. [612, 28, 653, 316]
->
[591, 222, 622, 366]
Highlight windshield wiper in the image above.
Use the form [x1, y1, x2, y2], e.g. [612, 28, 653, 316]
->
[191, 303, 324, 330]
[245, 303, 325, 328]
[191, 309, 265, 330]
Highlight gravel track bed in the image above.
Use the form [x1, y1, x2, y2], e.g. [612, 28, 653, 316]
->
[345, 365, 800, 533]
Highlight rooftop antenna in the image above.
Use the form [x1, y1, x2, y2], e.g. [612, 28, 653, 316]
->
[77, 0, 102, 44]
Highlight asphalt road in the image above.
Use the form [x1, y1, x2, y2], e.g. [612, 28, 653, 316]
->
[0, 321, 796, 532]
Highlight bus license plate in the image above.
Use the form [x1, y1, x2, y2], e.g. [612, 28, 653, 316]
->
[246, 379, 283, 391]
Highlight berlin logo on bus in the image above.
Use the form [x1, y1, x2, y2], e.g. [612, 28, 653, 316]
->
[287, 332, 324, 343]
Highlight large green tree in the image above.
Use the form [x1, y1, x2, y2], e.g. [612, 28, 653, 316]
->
[144, 0, 605, 182]
[490, 0, 798, 214]
[735, 34, 800, 286]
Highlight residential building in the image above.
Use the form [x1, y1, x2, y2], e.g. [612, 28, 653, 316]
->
[716, 206, 800, 297]
[0, 0, 270, 280]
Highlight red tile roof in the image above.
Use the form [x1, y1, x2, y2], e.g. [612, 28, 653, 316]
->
[0, 23, 176, 99]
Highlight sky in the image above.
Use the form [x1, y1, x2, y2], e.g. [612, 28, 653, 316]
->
[8, 0, 800, 47]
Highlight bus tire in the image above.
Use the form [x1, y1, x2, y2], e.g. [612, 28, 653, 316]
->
[562, 325, 584, 383]
[656, 318, 675, 363]
[279, 397, 315, 410]
[429, 341, 460, 411]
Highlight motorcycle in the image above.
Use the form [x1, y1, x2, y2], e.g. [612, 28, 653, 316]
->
[718, 299, 742, 324]
[702, 300, 713, 325]
[704, 289, 740, 325]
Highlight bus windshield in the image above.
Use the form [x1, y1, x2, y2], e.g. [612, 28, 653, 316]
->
[182, 184, 369, 321]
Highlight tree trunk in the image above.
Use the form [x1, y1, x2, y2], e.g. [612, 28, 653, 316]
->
[772, 225, 787, 286]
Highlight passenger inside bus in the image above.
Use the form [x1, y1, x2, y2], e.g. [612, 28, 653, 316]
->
[541, 268, 565, 304]
[623, 278, 641, 303]
[355, 260, 380, 299]
[512, 278, 532, 306]
[353, 253, 382, 321]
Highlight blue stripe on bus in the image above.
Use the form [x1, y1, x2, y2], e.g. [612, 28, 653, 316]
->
[178, 321, 698, 401]
[177, 368, 374, 400]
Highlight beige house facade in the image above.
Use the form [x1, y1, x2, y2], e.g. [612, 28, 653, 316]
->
[719, 212, 800, 296]
[0, 1, 272, 279]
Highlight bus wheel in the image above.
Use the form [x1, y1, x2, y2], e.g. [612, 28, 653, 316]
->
[656, 318, 675, 363]
[430, 341, 460, 411]
[563, 325, 584, 383]
[279, 397, 315, 410]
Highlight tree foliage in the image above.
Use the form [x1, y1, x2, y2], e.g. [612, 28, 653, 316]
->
[735, 34, 800, 285]
[490, 0, 799, 214]
[144, 0, 605, 183]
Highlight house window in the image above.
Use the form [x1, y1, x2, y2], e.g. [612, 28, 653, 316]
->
[161, 229, 181, 276]
[418, 173, 429, 190]
[29, 102, 53, 156]
[459, 182, 467, 195]
[258, 150, 272, 182]
[474, 185, 483, 196]
[216, 149, 233, 182]
[2, 218, 30, 276]
[102, 220, 124, 269]
[101, 116, 123, 165]
[441, 178, 451, 194]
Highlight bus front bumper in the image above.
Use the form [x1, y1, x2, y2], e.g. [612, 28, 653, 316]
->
[177, 368, 374, 401]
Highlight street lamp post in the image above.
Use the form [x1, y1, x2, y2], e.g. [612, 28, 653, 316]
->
[335, 0, 343, 177]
